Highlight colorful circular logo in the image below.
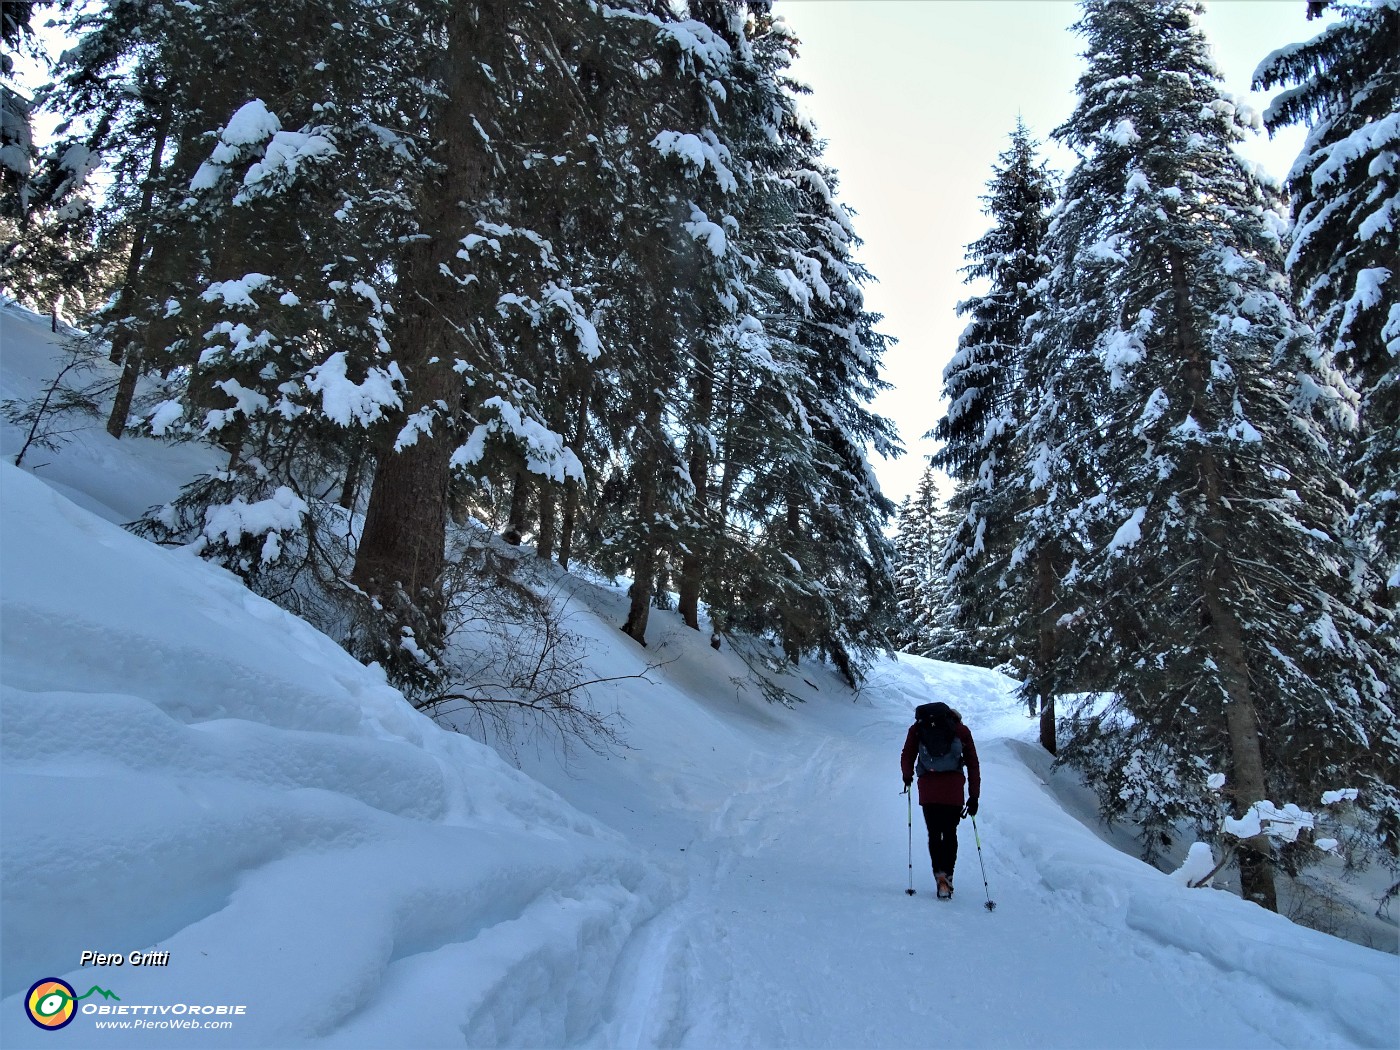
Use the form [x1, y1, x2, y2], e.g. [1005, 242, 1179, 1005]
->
[26, 978, 77, 1030]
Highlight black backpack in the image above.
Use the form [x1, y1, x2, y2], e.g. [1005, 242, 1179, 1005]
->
[914, 702, 963, 775]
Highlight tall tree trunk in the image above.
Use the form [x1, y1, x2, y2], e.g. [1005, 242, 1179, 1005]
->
[107, 106, 171, 367]
[1213, 597, 1279, 911]
[534, 385, 566, 561]
[504, 469, 528, 545]
[558, 384, 589, 569]
[780, 497, 803, 664]
[106, 348, 144, 439]
[351, 1, 502, 642]
[1036, 544, 1057, 754]
[622, 399, 662, 646]
[537, 481, 556, 560]
[106, 111, 175, 438]
[653, 556, 671, 610]
[338, 441, 365, 511]
[707, 359, 740, 651]
[1170, 246, 1276, 911]
[1200, 439, 1277, 911]
[679, 341, 715, 630]
[559, 476, 579, 569]
[351, 343, 460, 636]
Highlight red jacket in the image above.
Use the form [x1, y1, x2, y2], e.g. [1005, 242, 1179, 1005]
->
[901, 721, 980, 807]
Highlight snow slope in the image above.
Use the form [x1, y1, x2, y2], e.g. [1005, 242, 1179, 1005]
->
[2, 301, 1397, 1048]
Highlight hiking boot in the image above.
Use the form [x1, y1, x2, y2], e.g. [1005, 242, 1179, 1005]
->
[935, 872, 952, 900]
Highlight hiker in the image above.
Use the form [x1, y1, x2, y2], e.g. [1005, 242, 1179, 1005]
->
[901, 701, 980, 900]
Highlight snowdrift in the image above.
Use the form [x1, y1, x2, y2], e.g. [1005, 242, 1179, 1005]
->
[0, 463, 674, 1047]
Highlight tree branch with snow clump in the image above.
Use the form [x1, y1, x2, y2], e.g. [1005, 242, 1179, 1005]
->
[1176, 775, 1357, 890]
[199, 486, 309, 566]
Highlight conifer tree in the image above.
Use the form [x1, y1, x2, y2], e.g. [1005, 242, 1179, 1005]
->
[1, 0, 40, 220]
[723, 119, 899, 674]
[587, 6, 900, 676]
[892, 470, 939, 654]
[36, 0, 897, 692]
[1254, 0, 1400, 607]
[1024, 0, 1399, 909]
[610, 3, 751, 647]
[922, 497, 979, 665]
[0, 0, 105, 322]
[932, 119, 1056, 691]
[891, 465, 969, 662]
[125, 2, 730, 669]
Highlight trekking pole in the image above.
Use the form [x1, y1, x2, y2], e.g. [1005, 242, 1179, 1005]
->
[905, 788, 916, 896]
[970, 814, 996, 912]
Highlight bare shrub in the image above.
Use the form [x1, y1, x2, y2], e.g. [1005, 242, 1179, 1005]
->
[414, 536, 658, 761]
[4, 333, 115, 467]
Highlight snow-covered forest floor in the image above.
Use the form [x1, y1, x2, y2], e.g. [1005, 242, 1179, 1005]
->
[2, 300, 1397, 1047]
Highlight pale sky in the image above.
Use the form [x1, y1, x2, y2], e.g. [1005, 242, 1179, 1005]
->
[779, 0, 1327, 507]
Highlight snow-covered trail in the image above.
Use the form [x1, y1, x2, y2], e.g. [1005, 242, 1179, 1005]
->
[625, 725, 1387, 1048]
[671, 743, 1362, 1048]
[534, 618, 1395, 1050]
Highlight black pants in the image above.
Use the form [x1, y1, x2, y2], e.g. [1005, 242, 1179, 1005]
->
[921, 803, 961, 877]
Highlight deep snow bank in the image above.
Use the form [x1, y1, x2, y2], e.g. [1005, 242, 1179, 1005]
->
[0, 464, 671, 1047]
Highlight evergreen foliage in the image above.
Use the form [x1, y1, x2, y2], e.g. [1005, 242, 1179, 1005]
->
[1, 0, 119, 320]
[1254, 0, 1400, 607]
[19, 0, 899, 691]
[1022, 0, 1399, 908]
[890, 464, 974, 663]
[892, 472, 938, 654]
[1, 0, 41, 220]
[931, 119, 1056, 675]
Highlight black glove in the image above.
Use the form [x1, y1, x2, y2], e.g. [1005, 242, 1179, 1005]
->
[965, 798, 979, 817]
[902, 778, 912, 793]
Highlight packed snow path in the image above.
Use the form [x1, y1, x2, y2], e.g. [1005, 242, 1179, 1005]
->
[1, 302, 1395, 1048]
[526, 604, 1395, 1050]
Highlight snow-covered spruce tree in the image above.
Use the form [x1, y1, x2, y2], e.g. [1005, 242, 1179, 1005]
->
[68, 0, 890, 685]
[0, 0, 106, 323]
[122, 0, 619, 681]
[30, 0, 401, 440]
[116, 1, 427, 515]
[891, 464, 971, 662]
[474, 2, 754, 649]
[219, 0, 487, 660]
[1, 2, 162, 326]
[670, 0, 779, 643]
[0, 128, 118, 325]
[611, 4, 753, 648]
[636, 3, 799, 652]
[567, 5, 899, 677]
[1254, 0, 1400, 609]
[34, 0, 187, 412]
[1029, 0, 1399, 910]
[931, 118, 1056, 685]
[711, 12, 898, 681]
[892, 469, 939, 654]
[1, 0, 40, 221]
[923, 497, 982, 664]
[578, 2, 786, 649]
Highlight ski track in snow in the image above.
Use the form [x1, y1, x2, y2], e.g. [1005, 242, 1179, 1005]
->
[2, 301, 1397, 1048]
[580, 656, 1386, 1050]
[523, 579, 1396, 1050]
